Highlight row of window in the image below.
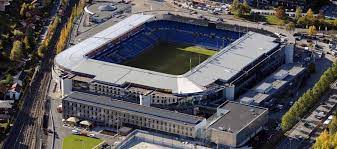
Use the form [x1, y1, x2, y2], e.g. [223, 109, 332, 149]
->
[89, 83, 181, 105]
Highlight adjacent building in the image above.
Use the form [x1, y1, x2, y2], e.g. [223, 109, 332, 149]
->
[62, 92, 207, 139]
[206, 101, 268, 147]
[62, 91, 268, 147]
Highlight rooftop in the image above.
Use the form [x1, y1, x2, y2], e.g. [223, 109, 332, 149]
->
[55, 14, 279, 94]
[208, 101, 268, 133]
[0, 100, 13, 109]
[63, 92, 205, 125]
[239, 64, 306, 105]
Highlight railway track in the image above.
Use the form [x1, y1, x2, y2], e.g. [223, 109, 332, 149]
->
[28, 72, 51, 148]
[14, 71, 51, 149]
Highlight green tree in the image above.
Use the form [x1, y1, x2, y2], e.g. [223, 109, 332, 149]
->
[20, 3, 27, 17]
[230, 0, 241, 16]
[275, 6, 286, 19]
[333, 19, 337, 27]
[286, 22, 295, 32]
[13, 30, 24, 36]
[10, 40, 23, 61]
[308, 25, 317, 37]
[23, 36, 31, 50]
[242, 0, 251, 14]
[295, 7, 302, 21]
[0, 74, 13, 86]
[329, 116, 337, 135]
[297, 16, 308, 27]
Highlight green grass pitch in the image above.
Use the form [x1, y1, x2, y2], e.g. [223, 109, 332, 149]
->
[123, 42, 217, 75]
[62, 135, 103, 149]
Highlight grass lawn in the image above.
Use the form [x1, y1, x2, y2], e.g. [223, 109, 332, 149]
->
[177, 46, 216, 56]
[123, 42, 217, 75]
[265, 15, 286, 26]
[62, 135, 103, 149]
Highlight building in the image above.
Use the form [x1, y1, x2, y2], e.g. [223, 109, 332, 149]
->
[7, 83, 22, 100]
[54, 14, 289, 104]
[238, 64, 306, 106]
[206, 101, 268, 147]
[0, 0, 10, 11]
[62, 91, 268, 147]
[116, 130, 210, 149]
[62, 92, 207, 138]
[0, 100, 13, 114]
[251, 0, 307, 9]
[56, 14, 285, 147]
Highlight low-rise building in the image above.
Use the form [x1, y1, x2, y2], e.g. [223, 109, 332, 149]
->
[238, 64, 306, 106]
[7, 83, 22, 100]
[62, 92, 207, 138]
[206, 101, 268, 147]
[62, 91, 269, 147]
[0, 100, 14, 114]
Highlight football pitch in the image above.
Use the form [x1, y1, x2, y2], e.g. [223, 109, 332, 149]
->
[123, 42, 217, 75]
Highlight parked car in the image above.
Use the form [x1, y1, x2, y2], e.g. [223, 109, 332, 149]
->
[72, 129, 80, 135]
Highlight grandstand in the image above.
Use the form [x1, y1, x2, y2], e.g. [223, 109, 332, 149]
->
[88, 19, 240, 74]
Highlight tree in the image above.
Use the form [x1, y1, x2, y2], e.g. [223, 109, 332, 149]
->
[23, 36, 31, 50]
[286, 22, 295, 32]
[306, 8, 314, 20]
[230, 0, 242, 17]
[334, 19, 337, 27]
[0, 74, 13, 86]
[229, 0, 250, 17]
[275, 6, 285, 19]
[37, 45, 45, 58]
[313, 130, 330, 149]
[329, 116, 337, 135]
[242, 0, 251, 14]
[20, 3, 27, 17]
[13, 30, 23, 37]
[10, 40, 23, 61]
[297, 16, 308, 27]
[295, 7, 302, 21]
[307, 26, 317, 37]
[317, 10, 325, 21]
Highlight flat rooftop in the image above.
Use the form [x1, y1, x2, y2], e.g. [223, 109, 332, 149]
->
[63, 92, 205, 125]
[55, 14, 279, 94]
[238, 64, 306, 105]
[208, 101, 268, 133]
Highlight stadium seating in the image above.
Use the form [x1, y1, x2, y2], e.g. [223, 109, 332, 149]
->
[92, 20, 242, 64]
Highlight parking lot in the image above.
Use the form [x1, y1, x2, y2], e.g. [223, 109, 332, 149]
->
[278, 81, 337, 149]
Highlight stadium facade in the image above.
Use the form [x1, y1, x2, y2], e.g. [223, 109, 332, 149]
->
[54, 14, 290, 104]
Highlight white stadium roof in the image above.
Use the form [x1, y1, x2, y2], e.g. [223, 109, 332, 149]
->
[55, 14, 279, 94]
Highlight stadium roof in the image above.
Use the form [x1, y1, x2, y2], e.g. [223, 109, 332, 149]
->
[55, 14, 279, 94]
[64, 92, 205, 125]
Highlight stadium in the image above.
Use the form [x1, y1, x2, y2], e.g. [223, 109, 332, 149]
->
[54, 14, 288, 104]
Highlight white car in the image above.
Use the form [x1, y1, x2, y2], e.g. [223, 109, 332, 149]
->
[88, 134, 95, 138]
[72, 129, 80, 134]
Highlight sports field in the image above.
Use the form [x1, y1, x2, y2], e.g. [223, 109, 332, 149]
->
[62, 135, 103, 149]
[123, 42, 217, 75]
